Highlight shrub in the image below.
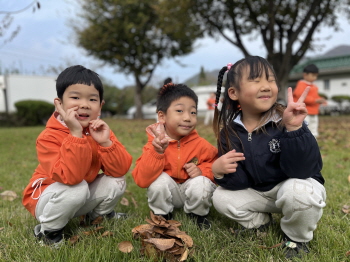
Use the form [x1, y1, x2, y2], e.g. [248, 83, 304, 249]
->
[14, 100, 55, 126]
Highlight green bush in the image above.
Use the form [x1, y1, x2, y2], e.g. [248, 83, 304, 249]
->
[331, 95, 350, 103]
[318, 92, 328, 99]
[14, 100, 55, 126]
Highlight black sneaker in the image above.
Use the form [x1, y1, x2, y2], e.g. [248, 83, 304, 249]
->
[232, 213, 274, 236]
[34, 224, 64, 248]
[283, 235, 310, 260]
[154, 213, 173, 220]
[188, 213, 211, 230]
[105, 210, 128, 220]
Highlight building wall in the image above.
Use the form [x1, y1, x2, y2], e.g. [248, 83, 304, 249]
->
[315, 75, 350, 99]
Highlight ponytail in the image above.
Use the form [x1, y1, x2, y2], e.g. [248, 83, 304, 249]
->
[213, 66, 227, 138]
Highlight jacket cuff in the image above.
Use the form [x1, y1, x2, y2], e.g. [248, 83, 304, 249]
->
[65, 135, 87, 144]
[149, 148, 165, 160]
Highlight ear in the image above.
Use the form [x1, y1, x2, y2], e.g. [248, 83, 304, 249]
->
[157, 111, 165, 123]
[98, 100, 105, 116]
[228, 87, 239, 101]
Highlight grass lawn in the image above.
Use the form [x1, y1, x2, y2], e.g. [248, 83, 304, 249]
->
[0, 116, 349, 262]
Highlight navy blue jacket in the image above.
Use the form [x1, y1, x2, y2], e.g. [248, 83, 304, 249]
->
[215, 116, 324, 191]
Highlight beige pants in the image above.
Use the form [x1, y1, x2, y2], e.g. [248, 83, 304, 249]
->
[213, 178, 326, 242]
[305, 115, 319, 137]
[35, 174, 126, 232]
[147, 172, 216, 216]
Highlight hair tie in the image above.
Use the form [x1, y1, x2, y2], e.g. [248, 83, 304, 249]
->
[226, 63, 232, 72]
[213, 103, 218, 107]
[160, 82, 174, 95]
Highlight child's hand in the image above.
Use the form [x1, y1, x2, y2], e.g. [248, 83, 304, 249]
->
[54, 99, 82, 137]
[212, 150, 245, 179]
[89, 119, 112, 147]
[150, 122, 169, 154]
[183, 163, 202, 178]
[283, 87, 310, 132]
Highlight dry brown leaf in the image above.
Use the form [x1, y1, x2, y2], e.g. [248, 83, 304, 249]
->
[179, 248, 189, 261]
[120, 197, 129, 206]
[175, 234, 193, 247]
[131, 197, 138, 208]
[346, 250, 350, 257]
[69, 235, 80, 245]
[132, 224, 154, 236]
[7, 222, 13, 227]
[0, 191, 17, 201]
[342, 205, 350, 214]
[91, 216, 103, 225]
[0, 227, 4, 231]
[348, 175, 350, 183]
[143, 238, 175, 251]
[94, 226, 104, 232]
[118, 241, 133, 253]
[100, 231, 114, 237]
[83, 231, 92, 236]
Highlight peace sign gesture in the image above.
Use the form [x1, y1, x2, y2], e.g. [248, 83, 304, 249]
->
[150, 122, 169, 154]
[54, 98, 83, 137]
[282, 86, 310, 131]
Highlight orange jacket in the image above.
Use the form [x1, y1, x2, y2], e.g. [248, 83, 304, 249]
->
[293, 80, 322, 115]
[22, 113, 132, 216]
[132, 123, 218, 188]
[207, 97, 216, 110]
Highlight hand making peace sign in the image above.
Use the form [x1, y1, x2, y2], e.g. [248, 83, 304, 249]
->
[282, 86, 310, 131]
[150, 122, 169, 154]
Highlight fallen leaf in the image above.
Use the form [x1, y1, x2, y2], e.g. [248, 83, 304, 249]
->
[346, 250, 350, 256]
[342, 205, 350, 214]
[100, 231, 114, 237]
[143, 238, 175, 251]
[179, 248, 189, 261]
[0, 191, 17, 201]
[91, 216, 103, 225]
[69, 235, 80, 245]
[348, 175, 350, 183]
[120, 197, 129, 206]
[0, 227, 4, 231]
[118, 241, 133, 253]
[7, 222, 13, 227]
[131, 197, 138, 208]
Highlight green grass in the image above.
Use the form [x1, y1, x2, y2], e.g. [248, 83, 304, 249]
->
[0, 116, 349, 262]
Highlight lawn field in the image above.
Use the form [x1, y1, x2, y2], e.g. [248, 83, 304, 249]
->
[0, 116, 349, 262]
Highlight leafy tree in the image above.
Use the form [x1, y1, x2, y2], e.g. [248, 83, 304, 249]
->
[188, 0, 350, 99]
[75, 0, 202, 118]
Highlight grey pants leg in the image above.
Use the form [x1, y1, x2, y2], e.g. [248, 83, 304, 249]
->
[213, 178, 326, 242]
[147, 172, 216, 216]
[35, 174, 126, 232]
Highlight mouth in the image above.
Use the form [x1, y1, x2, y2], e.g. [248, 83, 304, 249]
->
[77, 113, 90, 119]
[179, 125, 192, 129]
[258, 95, 271, 100]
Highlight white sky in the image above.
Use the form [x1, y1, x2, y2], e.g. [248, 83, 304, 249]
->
[0, 0, 349, 88]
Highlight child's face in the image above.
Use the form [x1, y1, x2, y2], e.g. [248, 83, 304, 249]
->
[159, 96, 197, 140]
[228, 67, 278, 115]
[58, 83, 102, 127]
[303, 73, 318, 82]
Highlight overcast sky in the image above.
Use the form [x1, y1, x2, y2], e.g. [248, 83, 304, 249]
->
[1, 0, 349, 88]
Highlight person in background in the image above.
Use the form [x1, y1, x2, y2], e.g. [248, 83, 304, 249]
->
[22, 65, 132, 247]
[132, 82, 217, 230]
[293, 64, 327, 138]
[204, 92, 216, 126]
[211, 57, 326, 260]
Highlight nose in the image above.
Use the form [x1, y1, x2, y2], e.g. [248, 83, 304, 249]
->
[183, 112, 191, 121]
[261, 80, 271, 91]
[79, 99, 90, 109]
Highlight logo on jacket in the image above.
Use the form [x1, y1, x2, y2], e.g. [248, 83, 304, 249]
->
[269, 138, 281, 153]
[187, 157, 199, 165]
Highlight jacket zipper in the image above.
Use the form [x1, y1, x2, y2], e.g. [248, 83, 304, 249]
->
[248, 132, 252, 141]
[247, 131, 262, 183]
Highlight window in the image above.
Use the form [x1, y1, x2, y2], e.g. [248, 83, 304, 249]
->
[324, 79, 330, 91]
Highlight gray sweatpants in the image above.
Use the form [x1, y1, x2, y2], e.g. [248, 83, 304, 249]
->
[213, 178, 326, 242]
[35, 174, 126, 232]
[147, 172, 217, 216]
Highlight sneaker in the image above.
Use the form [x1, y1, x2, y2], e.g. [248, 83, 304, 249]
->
[232, 213, 274, 236]
[34, 224, 64, 248]
[188, 213, 211, 230]
[154, 213, 173, 220]
[105, 210, 128, 220]
[283, 236, 309, 260]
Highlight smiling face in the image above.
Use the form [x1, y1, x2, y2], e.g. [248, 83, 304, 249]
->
[58, 83, 102, 127]
[158, 96, 197, 140]
[228, 66, 278, 117]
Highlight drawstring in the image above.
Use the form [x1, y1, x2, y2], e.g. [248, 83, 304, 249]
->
[31, 178, 46, 200]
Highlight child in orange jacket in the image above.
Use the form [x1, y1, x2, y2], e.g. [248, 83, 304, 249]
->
[22, 65, 132, 247]
[132, 82, 218, 229]
[293, 64, 327, 137]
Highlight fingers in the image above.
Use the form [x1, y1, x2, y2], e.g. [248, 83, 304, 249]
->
[287, 87, 293, 105]
[54, 99, 66, 117]
[89, 119, 108, 131]
[158, 122, 165, 140]
[149, 126, 159, 138]
[297, 86, 310, 103]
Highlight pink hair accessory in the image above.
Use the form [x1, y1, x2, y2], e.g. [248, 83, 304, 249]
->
[214, 103, 218, 107]
[226, 63, 232, 72]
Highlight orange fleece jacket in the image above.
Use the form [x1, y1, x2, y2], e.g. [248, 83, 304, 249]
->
[22, 113, 132, 216]
[293, 80, 322, 115]
[132, 123, 218, 188]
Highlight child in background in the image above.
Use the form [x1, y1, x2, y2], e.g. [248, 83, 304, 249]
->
[293, 64, 327, 138]
[22, 65, 132, 247]
[132, 82, 217, 230]
[211, 56, 326, 259]
[204, 92, 216, 125]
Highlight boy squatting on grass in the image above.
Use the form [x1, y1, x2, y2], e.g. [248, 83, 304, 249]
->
[211, 57, 326, 260]
[132, 82, 218, 230]
[22, 65, 132, 247]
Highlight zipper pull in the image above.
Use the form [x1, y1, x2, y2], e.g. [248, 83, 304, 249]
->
[248, 133, 252, 141]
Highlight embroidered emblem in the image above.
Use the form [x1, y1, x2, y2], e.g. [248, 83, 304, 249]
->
[269, 138, 281, 153]
[187, 157, 199, 165]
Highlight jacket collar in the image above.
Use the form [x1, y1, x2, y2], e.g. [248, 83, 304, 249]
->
[233, 111, 282, 131]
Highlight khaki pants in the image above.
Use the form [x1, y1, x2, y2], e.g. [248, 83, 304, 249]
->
[35, 174, 126, 232]
[305, 115, 319, 137]
[147, 172, 216, 216]
[213, 178, 326, 242]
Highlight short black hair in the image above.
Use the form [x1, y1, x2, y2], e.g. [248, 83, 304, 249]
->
[303, 64, 319, 74]
[156, 83, 198, 113]
[56, 65, 103, 103]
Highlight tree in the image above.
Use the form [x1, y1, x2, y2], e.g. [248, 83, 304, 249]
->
[189, 0, 350, 99]
[74, 0, 202, 118]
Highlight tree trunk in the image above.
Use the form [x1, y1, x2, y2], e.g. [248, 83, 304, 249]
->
[134, 83, 143, 119]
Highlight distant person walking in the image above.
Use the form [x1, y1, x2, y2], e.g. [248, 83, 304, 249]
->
[204, 92, 216, 126]
[293, 64, 327, 138]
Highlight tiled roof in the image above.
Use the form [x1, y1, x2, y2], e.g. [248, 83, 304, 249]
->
[291, 55, 350, 74]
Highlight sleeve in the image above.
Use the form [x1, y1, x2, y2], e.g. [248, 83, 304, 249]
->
[293, 81, 317, 106]
[279, 122, 322, 178]
[213, 130, 252, 190]
[37, 132, 92, 185]
[132, 140, 166, 188]
[196, 140, 218, 182]
[99, 131, 132, 177]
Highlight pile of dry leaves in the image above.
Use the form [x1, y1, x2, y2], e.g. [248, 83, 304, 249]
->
[132, 212, 194, 261]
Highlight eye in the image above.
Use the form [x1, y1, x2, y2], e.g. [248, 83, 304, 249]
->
[71, 96, 79, 100]
[90, 98, 98, 102]
[191, 111, 197, 115]
[176, 110, 183, 113]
